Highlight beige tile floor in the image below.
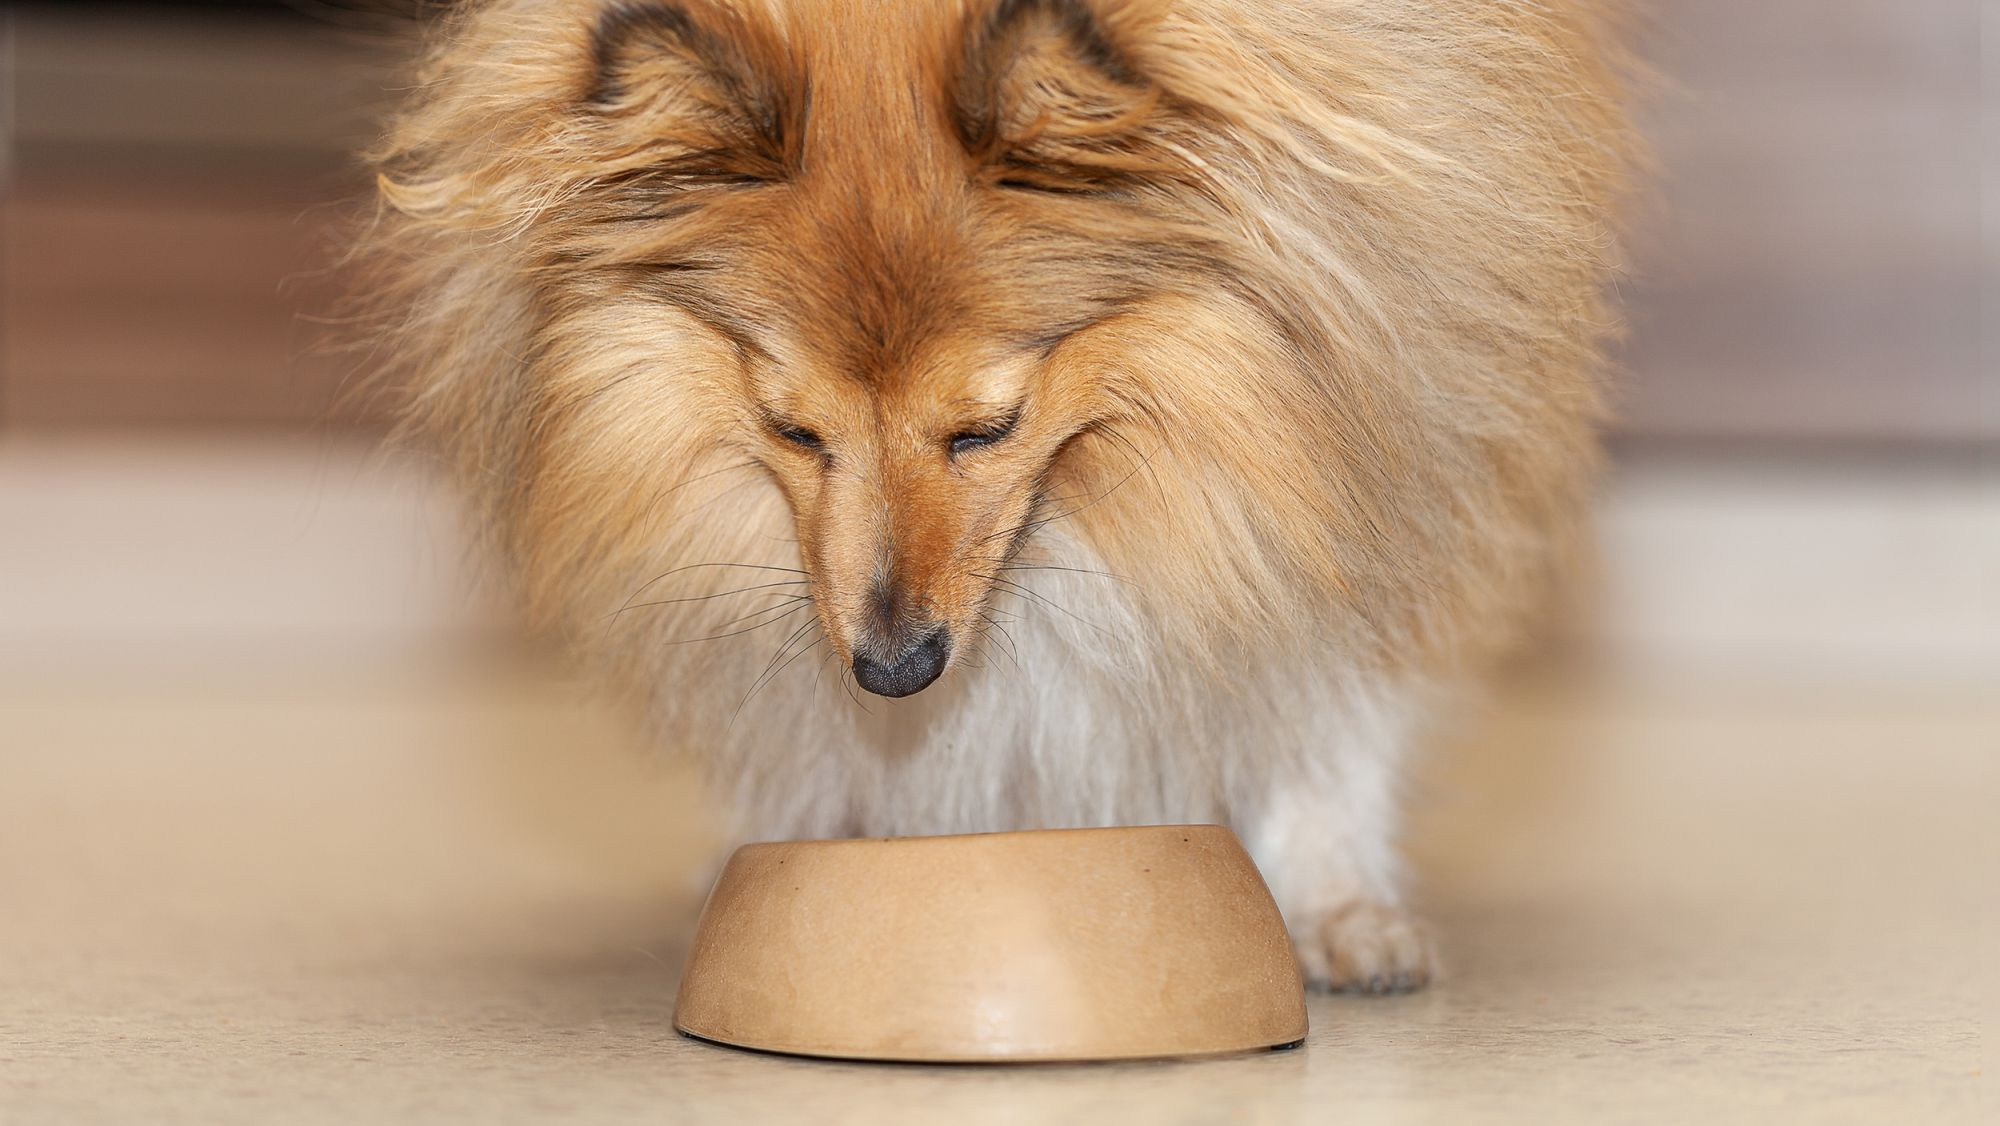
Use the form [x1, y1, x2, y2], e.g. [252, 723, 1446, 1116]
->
[0, 437, 1993, 1124]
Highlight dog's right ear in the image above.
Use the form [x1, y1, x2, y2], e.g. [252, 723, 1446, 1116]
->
[586, 1, 804, 183]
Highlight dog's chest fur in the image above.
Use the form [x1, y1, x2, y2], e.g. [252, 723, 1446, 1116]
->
[700, 534, 1413, 851]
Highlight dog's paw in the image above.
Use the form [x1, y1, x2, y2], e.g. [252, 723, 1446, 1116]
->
[1292, 900, 1437, 995]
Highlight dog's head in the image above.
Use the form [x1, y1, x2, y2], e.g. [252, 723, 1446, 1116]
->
[480, 0, 1255, 698]
[369, 0, 1627, 702]
[581, 1, 1221, 696]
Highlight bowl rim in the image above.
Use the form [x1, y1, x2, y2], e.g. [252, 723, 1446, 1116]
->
[729, 822, 1238, 852]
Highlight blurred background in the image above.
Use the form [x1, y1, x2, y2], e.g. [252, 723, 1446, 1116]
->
[0, 2, 1992, 1122]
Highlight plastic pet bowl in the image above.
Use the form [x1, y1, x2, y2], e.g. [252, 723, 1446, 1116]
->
[672, 824, 1307, 1062]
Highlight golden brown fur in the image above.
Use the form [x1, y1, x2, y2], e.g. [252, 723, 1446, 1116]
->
[360, 0, 1636, 991]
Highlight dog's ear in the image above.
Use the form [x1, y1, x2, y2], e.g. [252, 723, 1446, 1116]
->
[587, 1, 803, 183]
[953, 0, 1171, 192]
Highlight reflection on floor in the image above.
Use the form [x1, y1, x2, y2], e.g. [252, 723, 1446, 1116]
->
[0, 437, 1991, 1124]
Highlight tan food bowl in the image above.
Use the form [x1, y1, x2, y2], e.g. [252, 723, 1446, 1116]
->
[672, 825, 1307, 1062]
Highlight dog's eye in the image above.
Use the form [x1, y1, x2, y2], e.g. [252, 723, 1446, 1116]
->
[773, 424, 824, 452]
[994, 176, 1102, 197]
[948, 414, 1019, 458]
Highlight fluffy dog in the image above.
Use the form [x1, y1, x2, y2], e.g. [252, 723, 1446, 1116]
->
[361, 0, 1635, 991]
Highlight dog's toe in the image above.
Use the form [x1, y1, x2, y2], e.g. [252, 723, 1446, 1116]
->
[1293, 900, 1437, 994]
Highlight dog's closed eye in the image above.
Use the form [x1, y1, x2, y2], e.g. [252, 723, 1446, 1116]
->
[947, 410, 1021, 458]
[773, 423, 824, 452]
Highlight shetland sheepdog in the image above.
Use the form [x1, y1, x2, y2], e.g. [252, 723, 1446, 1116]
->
[361, 0, 1635, 991]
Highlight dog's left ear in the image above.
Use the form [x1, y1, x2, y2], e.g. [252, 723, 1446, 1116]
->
[952, 0, 1173, 192]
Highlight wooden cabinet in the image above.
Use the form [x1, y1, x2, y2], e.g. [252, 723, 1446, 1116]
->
[3, 2, 1991, 440]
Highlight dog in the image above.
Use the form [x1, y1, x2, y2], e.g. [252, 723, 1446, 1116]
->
[359, 0, 1635, 992]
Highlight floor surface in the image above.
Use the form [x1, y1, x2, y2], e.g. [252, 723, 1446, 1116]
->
[0, 438, 1992, 1124]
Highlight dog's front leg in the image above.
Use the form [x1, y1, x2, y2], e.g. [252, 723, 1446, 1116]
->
[1236, 687, 1438, 994]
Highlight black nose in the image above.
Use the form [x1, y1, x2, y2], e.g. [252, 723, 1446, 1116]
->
[851, 628, 951, 698]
